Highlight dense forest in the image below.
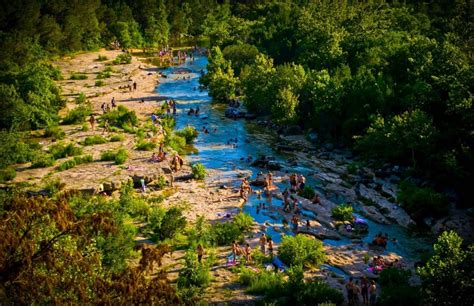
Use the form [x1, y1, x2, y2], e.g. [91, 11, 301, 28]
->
[0, 0, 473, 304]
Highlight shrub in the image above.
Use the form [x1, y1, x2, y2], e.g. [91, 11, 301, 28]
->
[149, 175, 167, 190]
[192, 163, 206, 180]
[95, 80, 105, 87]
[0, 167, 16, 183]
[331, 204, 354, 222]
[83, 135, 108, 146]
[48, 143, 83, 159]
[298, 186, 316, 200]
[70, 73, 88, 80]
[101, 148, 128, 165]
[136, 140, 156, 151]
[101, 105, 138, 129]
[152, 207, 187, 241]
[233, 212, 254, 232]
[0, 131, 39, 168]
[75, 92, 87, 104]
[96, 71, 111, 79]
[73, 155, 93, 164]
[31, 153, 55, 168]
[113, 53, 132, 65]
[209, 222, 242, 246]
[166, 134, 187, 155]
[96, 55, 108, 61]
[176, 126, 199, 144]
[278, 234, 326, 267]
[347, 162, 359, 174]
[397, 180, 448, 221]
[298, 279, 345, 305]
[238, 267, 285, 297]
[177, 249, 211, 289]
[62, 104, 92, 125]
[57, 159, 76, 171]
[109, 134, 125, 142]
[379, 268, 421, 306]
[119, 182, 150, 219]
[44, 125, 66, 140]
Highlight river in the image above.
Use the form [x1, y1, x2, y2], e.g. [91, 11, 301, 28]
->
[156, 56, 432, 262]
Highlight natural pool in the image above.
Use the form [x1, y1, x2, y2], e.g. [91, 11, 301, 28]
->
[157, 56, 432, 262]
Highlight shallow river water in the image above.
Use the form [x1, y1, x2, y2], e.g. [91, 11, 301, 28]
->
[157, 56, 431, 262]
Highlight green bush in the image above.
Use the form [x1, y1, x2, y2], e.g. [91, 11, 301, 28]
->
[166, 134, 187, 155]
[109, 134, 125, 142]
[0, 131, 39, 168]
[83, 135, 108, 146]
[176, 126, 199, 144]
[75, 92, 87, 104]
[152, 207, 187, 241]
[62, 104, 92, 125]
[177, 249, 211, 289]
[95, 80, 105, 87]
[149, 175, 167, 190]
[379, 268, 421, 306]
[233, 212, 254, 232]
[57, 159, 76, 171]
[119, 182, 150, 219]
[136, 140, 156, 151]
[239, 267, 285, 297]
[96, 55, 108, 61]
[297, 279, 345, 305]
[73, 155, 93, 164]
[192, 163, 206, 180]
[298, 186, 316, 200]
[96, 71, 111, 79]
[278, 234, 326, 267]
[48, 143, 83, 159]
[0, 167, 16, 183]
[209, 222, 242, 246]
[101, 105, 138, 129]
[81, 123, 89, 131]
[44, 125, 66, 140]
[31, 153, 55, 168]
[331, 204, 354, 222]
[101, 148, 128, 165]
[70, 73, 88, 80]
[346, 162, 359, 174]
[397, 180, 449, 221]
[113, 53, 132, 65]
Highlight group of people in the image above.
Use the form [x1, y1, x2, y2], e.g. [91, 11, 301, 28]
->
[289, 173, 306, 192]
[101, 97, 117, 114]
[231, 241, 254, 263]
[346, 277, 377, 306]
[188, 106, 200, 116]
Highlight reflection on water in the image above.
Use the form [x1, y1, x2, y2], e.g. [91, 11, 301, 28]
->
[156, 56, 432, 261]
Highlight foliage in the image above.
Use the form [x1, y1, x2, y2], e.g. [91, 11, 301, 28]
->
[165, 134, 186, 155]
[177, 249, 211, 289]
[48, 143, 83, 159]
[175, 126, 198, 144]
[233, 212, 254, 232]
[57, 155, 93, 171]
[278, 234, 326, 267]
[113, 53, 132, 65]
[297, 186, 316, 200]
[222, 44, 259, 76]
[397, 180, 449, 221]
[75, 92, 87, 104]
[0, 193, 180, 304]
[118, 182, 150, 220]
[44, 125, 66, 140]
[100, 148, 128, 165]
[96, 55, 108, 61]
[96, 71, 111, 79]
[30, 153, 55, 168]
[95, 80, 105, 87]
[0, 167, 16, 183]
[101, 105, 138, 129]
[379, 267, 421, 306]
[150, 207, 187, 241]
[83, 135, 108, 146]
[109, 134, 125, 142]
[70, 73, 88, 80]
[0, 131, 39, 168]
[418, 231, 474, 305]
[239, 267, 285, 297]
[331, 204, 354, 222]
[136, 140, 156, 151]
[62, 104, 92, 125]
[191, 163, 206, 180]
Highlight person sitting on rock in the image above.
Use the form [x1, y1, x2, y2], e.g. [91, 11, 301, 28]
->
[312, 194, 321, 204]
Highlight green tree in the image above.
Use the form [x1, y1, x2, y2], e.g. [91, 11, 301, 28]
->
[272, 86, 299, 124]
[418, 231, 474, 305]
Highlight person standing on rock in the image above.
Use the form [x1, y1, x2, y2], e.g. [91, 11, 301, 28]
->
[267, 237, 273, 256]
[197, 244, 204, 263]
[89, 114, 95, 131]
[102, 119, 110, 135]
[361, 276, 369, 306]
[369, 280, 377, 306]
[346, 277, 355, 306]
[259, 234, 267, 255]
[133, 81, 137, 91]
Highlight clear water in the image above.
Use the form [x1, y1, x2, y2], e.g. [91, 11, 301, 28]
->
[156, 56, 432, 262]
